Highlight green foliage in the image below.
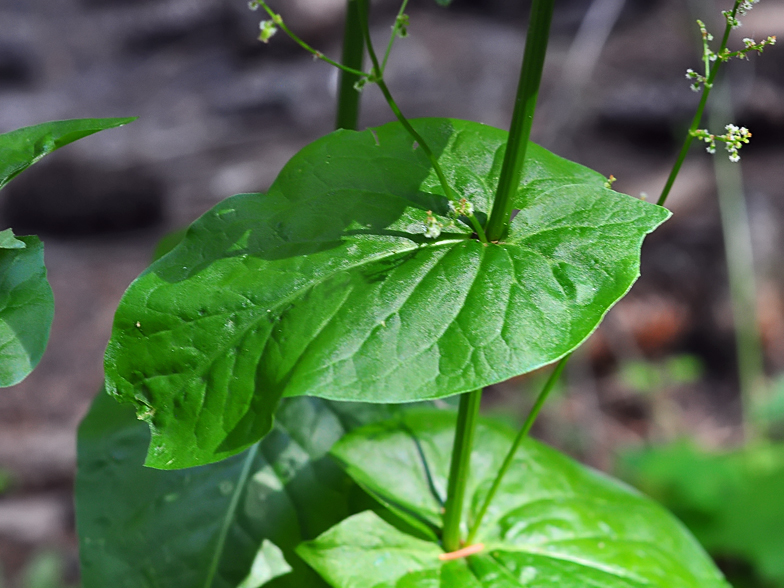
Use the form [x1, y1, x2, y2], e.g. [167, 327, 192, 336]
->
[104, 118, 668, 469]
[0, 117, 136, 191]
[619, 355, 703, 394]
[0, 117, 135, 386]
[76, 389, 394, 588]
[0, 234, 53, 386]
[620, 442, 784, 588]
[298, 410, 728, 588]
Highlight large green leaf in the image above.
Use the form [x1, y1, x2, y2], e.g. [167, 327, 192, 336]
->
[104, 118, 669, 468]
[76, 389, 394, 588]
[0, 117, 136, 190]
[298, 410, 729, 588]
[0, 233, 54, 386]
[620, 442, 784, 587]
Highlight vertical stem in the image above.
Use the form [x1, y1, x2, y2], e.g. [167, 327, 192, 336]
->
[710, 80, 766, 439]
[657, 0, 741, 206]
[466, 356, 569, 544]
[442, 389, 482, 552]
[336, 0, 365, 130]
[485, 0, 555, 242]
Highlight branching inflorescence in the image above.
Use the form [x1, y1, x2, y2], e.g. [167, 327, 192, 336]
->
[658, 0, 776, 205]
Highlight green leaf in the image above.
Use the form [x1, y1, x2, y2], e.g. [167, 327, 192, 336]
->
[0, 229, 25, 250]
[237, 540, 293, 588]
[0, 117, 136, 191]
[0, 235, 54, 387]
[620, 442, 784, 586]
[104, 118, 669, 469]
[434, 0, 453, 5]
[298, 410, 729, 588]
[75, 389, 394, 588]
[0, 117, 134, 387]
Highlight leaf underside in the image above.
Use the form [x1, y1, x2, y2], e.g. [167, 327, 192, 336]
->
[76, 390, 394, 588]
[104, 118, 669, 469]
[298, 410, 730, 588]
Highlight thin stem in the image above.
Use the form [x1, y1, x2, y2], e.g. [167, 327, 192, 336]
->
[204, 442, 260, 588]
[356, 0, 488, 244]
[381, 0, 410, 74]
[657, 0, 742, 206]
[336, 0, 366, 130]
[466, 356, 569, 544]
[442, 389, 483, 552]
[258, 2, 368, 78]
[484, 0, 555, 242]
[710, 80, 766, 440]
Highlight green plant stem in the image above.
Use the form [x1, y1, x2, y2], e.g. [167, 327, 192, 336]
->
[356, 0, 488, 244]
[484, 0, 555, 242]
[710, 80, 766, 439]
[204, 442, 260, 588]
[258, 2, 367, 78]
[657, 0, 742, 207]
[381, 0, 410, 73]
[336, 0, 366, 130]
[442, 389, 483, 552]
[466, 355, 569, 544]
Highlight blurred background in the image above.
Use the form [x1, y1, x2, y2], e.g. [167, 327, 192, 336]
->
[0, 0, 783, 586]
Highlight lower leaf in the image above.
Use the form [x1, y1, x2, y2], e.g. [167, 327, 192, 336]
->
[75, 390, 394, 588]
[298, 410, 730, 588]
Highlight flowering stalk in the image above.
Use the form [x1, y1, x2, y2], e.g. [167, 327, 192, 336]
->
[251, 0, 488, 243]
[249, 1, 368, 78]
[657, 0, 776, 207]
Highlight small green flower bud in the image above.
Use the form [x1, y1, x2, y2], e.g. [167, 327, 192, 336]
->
[259, 20, 278, 43]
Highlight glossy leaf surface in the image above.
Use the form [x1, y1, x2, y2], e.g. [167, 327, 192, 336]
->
[104, 118, 669, 468]
[76, 390, 392, 588]
[0, 117, 136, 190]
[299, 410, 729, 588]
[0, 234, 54, 386]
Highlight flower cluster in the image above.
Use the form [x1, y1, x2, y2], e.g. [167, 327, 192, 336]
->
[685, 69, 709, 93]
[424, 211, 442, 239]
[395, 14, 410, 38]
[448, 198, 474, 218]
[685, 8, 775, 93]
[248, 1, 281, 43]
[725, 0, 760, 28]
[720, 35, 777, 61]
[258, 20, 279, 43]
[691, 124, 752, 162]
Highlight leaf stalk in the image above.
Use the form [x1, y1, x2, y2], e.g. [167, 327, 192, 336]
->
[466, 356, 569, 544]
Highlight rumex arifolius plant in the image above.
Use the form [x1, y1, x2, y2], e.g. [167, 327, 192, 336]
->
[76, 1, 774, 587]
[0, 118, 134, 387]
